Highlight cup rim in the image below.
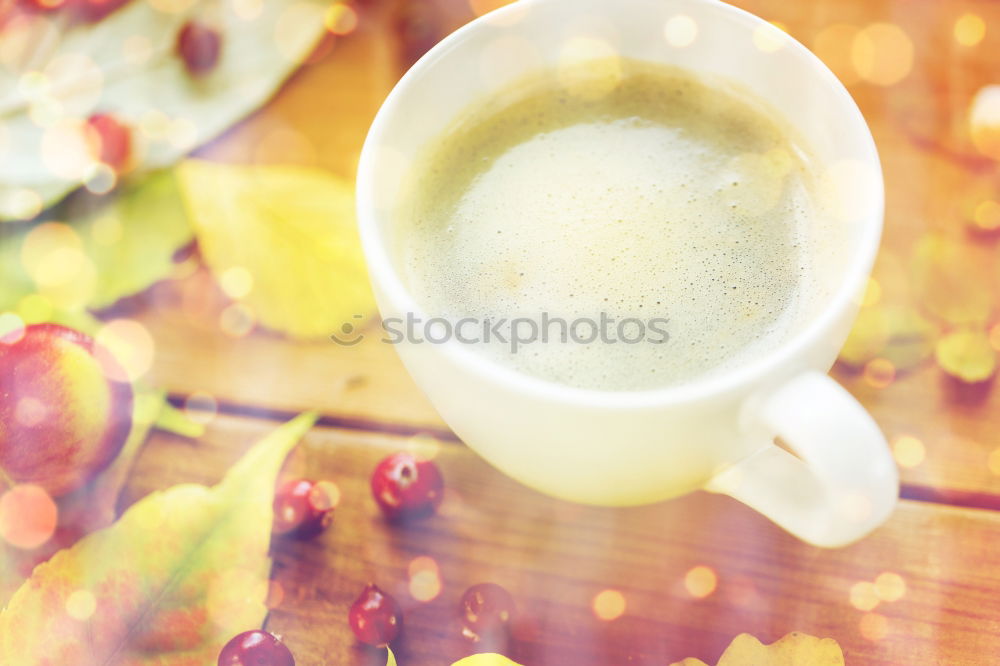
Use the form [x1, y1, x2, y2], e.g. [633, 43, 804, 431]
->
[355, 0, 885, 409]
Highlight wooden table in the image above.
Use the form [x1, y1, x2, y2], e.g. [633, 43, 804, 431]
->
[119, 1, 1000, 663]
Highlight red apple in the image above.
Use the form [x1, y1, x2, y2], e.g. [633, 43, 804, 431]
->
[0, 324, 133, 497]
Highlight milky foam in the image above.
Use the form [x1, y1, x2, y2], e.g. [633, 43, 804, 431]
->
[397, 59, 823, 391]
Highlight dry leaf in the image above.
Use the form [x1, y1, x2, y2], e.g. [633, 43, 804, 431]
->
[670, 632, 845, 666]
[935, 328, 997, 383]
[0, 412, 317, 664]
[0, 389, 164, 604]
[0, 0, 328, 219]
[177, 160, 376, 339]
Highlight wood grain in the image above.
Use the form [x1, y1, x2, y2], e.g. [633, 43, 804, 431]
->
[124, 415, 1000, 666]
[119, 0, 1000, 506]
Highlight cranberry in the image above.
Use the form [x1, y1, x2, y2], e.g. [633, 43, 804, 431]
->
[177, 21, 222, 75]
[349, 583, 402, 647]
[85, 113, 131, 172]
[370, 452, 443, 522]
[217, 630, 294, 666]
[459, 583, 516, 642]
[272, 479, 337, 538]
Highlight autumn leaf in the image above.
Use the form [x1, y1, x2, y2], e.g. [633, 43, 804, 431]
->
[177, 160, 377, 339]
[0, 389, 164, 604]
[669, 632, 845, 666]
[0, 412, 318, 664]
[0, 0, 329, 219]
[935, 328, 997, 383]
[451, 655, 523, 666]
[911, 234, 994, 326]
[839, 305, 939, 370]
[0, 170, 193, 314]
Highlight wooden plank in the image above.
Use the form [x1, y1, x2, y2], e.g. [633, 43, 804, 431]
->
[122, 0, 1000, 503]
[123, 414, 1000, 666]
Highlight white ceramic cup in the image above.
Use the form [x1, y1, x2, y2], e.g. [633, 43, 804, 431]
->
[356, 0, 897, 547]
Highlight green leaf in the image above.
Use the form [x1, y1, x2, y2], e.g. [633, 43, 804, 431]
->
[178, 160, 377, 339]
[0, 412, 318, 663]
[0, 0, 329, 219]
[153, 400, 207, 440]
[0, 170, 192, 314]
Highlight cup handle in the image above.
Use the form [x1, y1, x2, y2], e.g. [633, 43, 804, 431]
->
[705, 371, 899, 547]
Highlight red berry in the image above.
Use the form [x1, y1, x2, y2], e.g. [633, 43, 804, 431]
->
[459, 583, 516, 642]
[272, 479, 337, 538]
[177, 21, 222, 75]
[370, 452, 443, 522]
[349, 584, 402, 647]
[218, 630, 294, 666]
[85, 113, 131, 172]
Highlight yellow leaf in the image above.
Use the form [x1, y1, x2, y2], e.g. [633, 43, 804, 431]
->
[0, 412, 317, 664]
[839, 305, 939, 370]
[671, 632, 844, 666]
[935, 328, 997, 383]
[387, 647, 397, 666]
[178, 160, 376, 339]
[719, 632, 844, 666]
[451, 654, 524, 666]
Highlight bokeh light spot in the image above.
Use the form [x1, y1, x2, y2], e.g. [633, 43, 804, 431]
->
[0, 484, 58, 550]
[861, 278, 882, 307]
[325, 3, 358, 35]
[592, 589, 626, 620]
[66, 589, 97, 621]
[874, 572, 906, 602]
[849, 581, 880, 611]
[219, 266, 254, 299]
[95, 319, 155, 382]
[684, 566, 717, 599]
[15, 397, 47, 427]
[892, 435, 925, 469]
[219, 303, 257, 338]
[987, 448, 1000, 476]
[408, 557, 442, 602]
[859, 612, 889, 641]
[954, 13, 986, 47]
[664, 15, 698, 48]
[0, 312, 26, 344]
[863, 358, 895, 388]
[851, 23, 913, 86]
[970, 86, 1000, 159]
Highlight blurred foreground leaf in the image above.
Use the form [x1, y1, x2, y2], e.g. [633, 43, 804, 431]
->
[670, 631, 844, 666]
[840, 305, 939, 370]
[0, 412, 318, 663]
[0, 171, 192, 314]
[178, 160, 376, 339]
[935, 328, 997, 383]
